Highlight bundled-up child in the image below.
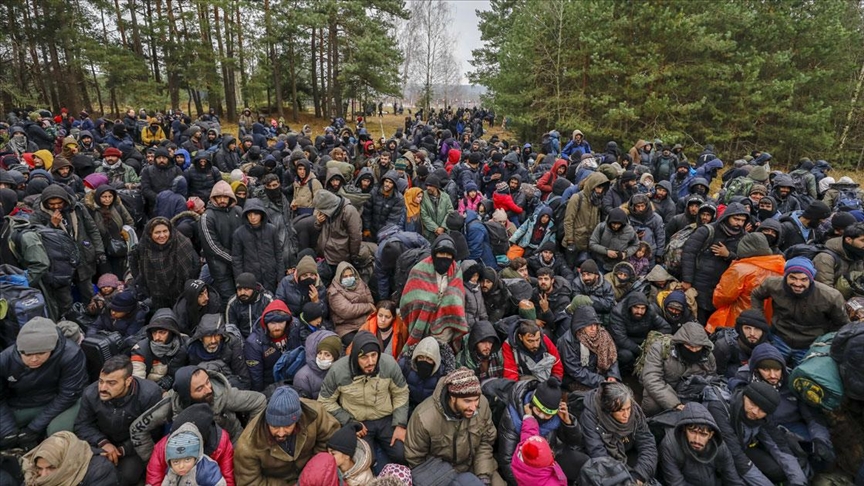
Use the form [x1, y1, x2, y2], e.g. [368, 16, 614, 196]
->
[86, 290, 147, 352]
[162, 423, 227, 486]
[326, 423, 375, 486]
[457, 181, 484, 215]
[628, 241, 652, 277]
[511, 415, 568, 486]
[86, 272, 122, 315]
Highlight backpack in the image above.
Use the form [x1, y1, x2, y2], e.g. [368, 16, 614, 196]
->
[390, 247, 431, 302]
[663, 224, 714, 279]
[709, 326, 738, 348]
[789, 332, 843, 411]
[789, 172, 814, 206]
[11, 224, 80, 288]
[483, 220, 510, 256]
[0, 265, 48, 349]
[273, 346, 306, 383]
[830, 183, 863, 211]
[579, 457, 635, 486]
[783, 244, 841, 281]
[117, 189, 145, 227]
[830, 322, 864, 401]
[633, 330, 673, 378]
[723, 177, 753, 204]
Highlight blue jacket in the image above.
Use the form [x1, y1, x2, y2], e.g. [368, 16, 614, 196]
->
[561, 139, 592, 159]
[465, 210, 497, 267]
[374, 226, 430, 298]
[275, 277, 329, 319]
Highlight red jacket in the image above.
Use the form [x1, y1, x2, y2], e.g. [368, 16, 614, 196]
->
[501, 334, 564, 381]
[493, 192, 524, 214]
[146, 427, 235, 486]
[535, 159, 568, 200]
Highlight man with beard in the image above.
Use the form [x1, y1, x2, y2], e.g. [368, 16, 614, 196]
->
[172, 279, 223, 335]
[659, 402, 743, 486]
[627, 193, 667, 262]
[751, 257, 848, 365]
[665, 195, 703, 241]
[478, 267, 515, 323]
[502, 319, 564, 382]
[234, 386, 340, 485]
[456, 319, 504, 381]
[705, 382, 807, 486]
[558, 305, 620, 392]
[187, 314, 251, 390]
[652, 289, 692, 333]
[778, 200, 831, 251]
[318, 331, 410, 465]
[680, 202, 750, 324]
[563, 172, 610, 267]
[245, 300, 293, 392]
[94, 146, 139, 188]
[651, 180, 676, 223]
[130, 365, 266, 461]
[74, 356, 163, 485]
[601, 170, 637, 218]
[755, 218, 783, 253]
[589, 208, 640, 273]
[570, 259, 615, 318]
[669, 160, 692, 203]
[610, 292, 672, 372]
[405, 368, 503, 485]
[200, 181, 243, 301]
[131, 309, 189, 391]
[814, 222, 864, 294]
[225, 272, 274, 339]
[712, 310, 770, 378]
[676, 177, 712, 213]
[770, 174, 802, 215]
[527, 241, 575, 280]
[531, 267, 573, 337]
[640, 322, 717, 416]
[141, 147, 183, 214]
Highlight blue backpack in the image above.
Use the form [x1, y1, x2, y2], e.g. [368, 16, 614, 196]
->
[273, 346, 306, 383]
[0, 265, 48, 349]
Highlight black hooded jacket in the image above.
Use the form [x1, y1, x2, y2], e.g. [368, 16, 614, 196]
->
[231, 198, 285, 293]
[187, 314, 251, 390]
[681, 203, 749, 291]
[609, 292, 672, 356]
[172, 281, 223, 334]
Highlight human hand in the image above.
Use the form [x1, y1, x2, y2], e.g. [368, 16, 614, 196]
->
[51, 209, 62, 227]
[357, 423, 368, 438]
[606, 249, 618, 259]
[316, 212, 327, 224]
[675, 404, 685, 411]
[101, 443, 121, 465]
[523, 403, 532, 417]
[390, 426, 406, 446]
[606, 376, 617, 382]
[681, 282, 692, 291]
[711, 242, 729, 258]
[309, 285, 319, 303]
[17, 429, 40, 450]
[538, 293, 550, 312]
[436, 227, 446, 235]
[558, 401, 571, 425]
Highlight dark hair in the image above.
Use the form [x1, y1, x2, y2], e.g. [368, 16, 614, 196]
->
[101, 355, 132, 377]
[844, 222, 864, 239]
[600, 382, 634, 414]
[261, 173, 279, 186]
[376, 300, 397, 315]
[516, 320, 541, 338]
[536, 267, 555, 279]
[509, 257, 527, 270]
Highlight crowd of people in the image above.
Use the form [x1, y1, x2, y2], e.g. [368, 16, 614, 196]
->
[1, 105, 864, 486]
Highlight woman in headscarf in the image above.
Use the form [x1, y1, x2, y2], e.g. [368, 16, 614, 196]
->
[85, 184, 135, 278]
[403, 186, 423, 234]
[21, 431, 118, 486]
[130, 216, 201, 310]
[327, 261, 375, 341]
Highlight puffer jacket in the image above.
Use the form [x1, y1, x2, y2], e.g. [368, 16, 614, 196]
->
[293, 330, 340, 399]
[609, 292, 672, 358]
[185, 155, 224, 199]
[480, 272, 515, 323]
[399, 336, 446, 408]
[362, 169, 406, 235]
[404, 378, 498, 478]
[0, 325, 87, 437]
[155, 175, 189, 220]
[510, 205, 556, 251]
[130, 309, 189, 387]
[233, 399, 341, 486]
[245, 300, 292, 392]
[571, 274, 616, 315]
[327, 261, 374, 337]
[232, 198, 285, 293]
[589, 213, 640, 272]
[626, 194, 667, 258]
[314, 192, 362, 265]
[751, 275, 849, 349]
[275, 275, 329, 318]
[187, 314, 251, 390]
[141, 160, 183, 207]
[659, 402, 744, 486]
[680, 202, 749, 293]
[557, 308, 621, 391]
[317, 331, 409, 426]
[496, 379, 582, 485]
[813, 236, 864, 295]
[225, 289, 273, 339]
[641, 322, 716, 415]
[214, 136, 241, 172]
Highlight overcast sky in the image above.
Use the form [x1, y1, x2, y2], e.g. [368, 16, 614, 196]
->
[447, 0, 491, 83]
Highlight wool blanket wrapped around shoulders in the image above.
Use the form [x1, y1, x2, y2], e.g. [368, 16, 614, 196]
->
[400, 257, 468, 349]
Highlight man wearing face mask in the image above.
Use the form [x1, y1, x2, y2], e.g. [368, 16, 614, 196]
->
[399, 336, 447, 410]
[651, 289, 692, 333]
[751, 257, 849, 365]
[601, 170, 638, 218]
[680, 202, 750, 324]
[814, 221, 864, 295]
[754, 195, 781, 223]
[276, 255, 329, 319]
[225, 273, 274, 340]
[755, 218, 783, 253]
[778, 200, 831, 251]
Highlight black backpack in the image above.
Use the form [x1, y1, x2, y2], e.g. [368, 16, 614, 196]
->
[483, 220, 509, 256]
[831, 323, 864, 401]
[11, 225, 80, 288]
[579, 457, 635, 486]
[391, 247, 431, 302]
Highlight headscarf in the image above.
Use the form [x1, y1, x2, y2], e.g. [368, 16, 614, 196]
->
[404, 187, 422, 220]
[22, 431, 93, 486]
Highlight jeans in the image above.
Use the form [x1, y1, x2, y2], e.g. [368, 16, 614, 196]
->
[769, 333, 809, 367]
[362, 416, 406, 470]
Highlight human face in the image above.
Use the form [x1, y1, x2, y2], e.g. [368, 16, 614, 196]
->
[741, 324, 764, 344]
[35, 458, 57, 478]
[267, 320, 287, 339]
[537, 274, 553, 292]
[382, 179, 394, 192]
[197, 288, 209, 307]
[449, 396, 480, 419]
[778, 186, 791, 197]
[45, 198, 66, 211]
[56, 166, 71, 177]
[727, 215, 747, 230]
[634, 202, 647, 213]
[540, 215, 550, 225]
[213, 195, 230, 208]
[583, 323, 600, 338]
[189, 370, 214, 404]
[699, 212, 714, 225]
[683, 343, 704, 353]
[509, 179, 519, 191]
[169, 457, 196, 476]
[517, 265, 530, 280]
[846, 235, 864, 250]
[760, 228, 778, 242]
[109, 309, 129, 320]
[750, 192, 764, 204]
[743, 395, 768, 420]
[757, 367, 783, 386]
[475, 340, 493, 357]
[20, 351, 50, 369]
[295, 165, 306, 179]
[151, 223, 170, 245]
[609, 222, 623, 232]
[685, 424, 714, 452]
[414, 192, 423, 204]
[581, 271, 598, 286]
[98, 369, 132, 401]
[377, 308, 394, 330]
[480, 278, 494, 293]
[519, 331, 542, 353]
[100, 191, 114, 207]
[156, 155, 170, 167]
[151, 328, 171, 344]
[202, 334, 222, 353]
[611, 399, 632, 424]
[655, 187, 667, 199]
[246, 211, 263, 227]
[786, 272, 811, 294]
[358, 351, 379, 374]
[687, 203, 700, 215]
[630, 304, 647, 319]
[329, 448, 351, 470]
[380, 153, 390, 165]
[317, 350, 334, 361]
[236, 287, 254, 300]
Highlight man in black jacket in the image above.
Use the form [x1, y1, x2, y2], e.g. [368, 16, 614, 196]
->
[609, 292, 672, 371]
[141, 147, 183, 215]
[0, 317, 87, 451]
[224, 272, 274, 339]
[479, 267, 515, 324]
[187, 314, 251, 390]
[74, 355, 163, 485]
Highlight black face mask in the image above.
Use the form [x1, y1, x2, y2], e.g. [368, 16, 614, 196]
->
[757, 208, 775, 221]
[298, 277, 317, 291]
[844, 240, 864, 259]
[265, 187, 282, 201]
[433, 256, 453, 275]
[415, 361, 435, 379]
[806, 218, 822, 229]
[677, 344, 704, 364]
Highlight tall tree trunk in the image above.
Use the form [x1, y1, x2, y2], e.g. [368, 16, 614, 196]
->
[113, 0, 127, 48]
[289, 32, 299, 122]
[264, 0, 282, 116]
[197, 3, 222, 116]
[236, 2, 247, 109]
[165, 0, 180, 108]
[319, 27, 327, 117]
[23, 0, 50, 108]
[90, 60, 104, 114]
[127, 0, 144, 57]
[311, 26, 320, 117]
[214, 6, 236, 121]
[329, 17, 342, 117]
[146, 0, 161, 83]
[223, 5, 238, 120]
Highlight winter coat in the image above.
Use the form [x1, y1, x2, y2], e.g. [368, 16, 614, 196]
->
[564, 172, 610, 250]
[130, 310, 190, 386]
[317, 331, 410, 426]
[652, 181, 677, 223]
[85, 186, 134, 244]
[502, 318, 565, 382]
[293, 330, 340, 399]
[536, 159, 568, 200]
[420, 190, 455, 241]
[707, 245, 785, 333]
[510, 205, 556, 251]
[155, 176, 189, 220]
[465, 210, 498, 267]
[172, 283, 223, 334]
[528, 252, 575, 281]
[86, 304, 148, 340]
[275, 276, 329, 318]
[0, 325, 87, 437]
[315, 193, 362, 265]
[291, 162, 323, 209]
[456, 319, 505, 381]
[200, 182, 242, 268]
[147, 424, 235, 486]
[185, 158, 224, 200]
[224, 290, 273, 339]
[571, 275, 616, 315]
[609, 292, 672, 358]
[680, 203, 749, 293]
[327, 261, 374, 337]
[640, 322, 716, 416]
[626, 198, 667, 258]
[141, 162, 183, 207]
[362, 170, 406, 235]
[399, 337, 446, 408]
[659, 402, 744, 486]
[214, 136, 241, 172]
[74, 377, 163, 456]
[187, 314, 251, 390]
[404, 379, 499, 478]
[245, 300, 292, 392]
[557, 312, 622, 391]
[481, 272, 516, 324]
[751, 276, 849, 349]
[589, 221, 640, 272]
[130, 369, 267, 461]
[231, 199, 285, 293]
[813, 236, 864, 292]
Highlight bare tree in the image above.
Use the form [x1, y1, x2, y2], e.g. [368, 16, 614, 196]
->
[401, 0, 460, 114]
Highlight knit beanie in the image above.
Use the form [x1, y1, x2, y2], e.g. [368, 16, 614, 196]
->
[802, 201, 831, 222]
[317, 335, 343, 360]
[749, 184, 767, 196]
[552, 178, 572, 196]
[520, 436, 554, 468]
[743, 381, 781, 415]
[235, 272, 258, 290]
[378, 464, 413, 486]
[17, 317, 59, 354]
[295, 255, 318, 277]
[266, 386, 303, 427]
[785, 256, 816, 281]
[102, 147, 122, 158]
[580, 259, 600, 275]
[327, 423, 362, 456]
[492, 209, 508, 223]
[531, 377, 561, 415]
[301, 302, 324, 323]
[735, 309, 770, 334]
[108, 291, 138, 313]
[425, 174, 441, 189]
[832, 211, 857, 231]
[97, 273, 120, 289]
[620, 170, 637, 183]
[166, 430, 200, 461]
[445, 368, 482, 398]
[187, 196, 205, 213]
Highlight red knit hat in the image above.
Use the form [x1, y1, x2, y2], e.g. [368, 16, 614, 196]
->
[520, 436, 553, 468]
[103, 147, 123, 158]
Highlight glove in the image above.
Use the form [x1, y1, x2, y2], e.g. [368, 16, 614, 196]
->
[96, 254, 107, 265]
[157, 375, 174, 390]
[17, 429, 40, 451]
[813, 438, 836, 464]
[0, 433, 19, 450]
[566, 295, 593, 313]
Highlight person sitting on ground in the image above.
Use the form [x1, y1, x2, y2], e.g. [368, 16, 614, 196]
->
[712, 309, 771, 379]
[130, 308, 189, 392]
[161, 422, 227, 486]
[326, 423, 375, 486]
[293, 331, 342, 400]
[557, 305, 620, 392]
[187, 314, 251, 390]
[501, 319, 565, 382]
[20, 431, 118, 485]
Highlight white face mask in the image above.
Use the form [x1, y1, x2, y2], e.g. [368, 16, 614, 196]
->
[316, 357, 333, 370]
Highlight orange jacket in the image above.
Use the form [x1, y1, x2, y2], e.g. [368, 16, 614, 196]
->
[346, 312, 408, 359]
[707, 254, 785, 333]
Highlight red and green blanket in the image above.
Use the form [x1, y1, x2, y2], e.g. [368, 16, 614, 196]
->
[399, 257, 468, 348]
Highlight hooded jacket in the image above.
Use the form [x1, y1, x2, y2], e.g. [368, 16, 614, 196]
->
[131, 309, 190, 385]
[159, 422, 227, 486]
[314, 191, 362, 265]
[200, 180, 242, 267]
[813, 236, 864, 293]
[185, 154, 224, 200]
[172, 281, 223, 334]
[141, 157, 184, 206]
[244, 299, 292, 392]
[327, 261, 374, 336]
[609, 292, 672, 357]
[293, 330, 340, 399]
[480, 270, 516, 323]
[641, 322, 716, 415]
[155, 175, 190, 220]
[187, 314, 251, 390]
[456, 319, 504, 381]
[363, 169, 406, 235]
[564, 172, 609, 250]
[50, 156, 85, 194]
[420, 183, 455, 241]
[231, 198, 285, 293]
[680, 202, 749, 293]
[317, 331, 410, 426]
[214, 136, 241, 173]
[536, 159, 569, 200]
[86, 185, 135, 244]
[399, 336, 445, 408]
[557, 306, 621, 390]
[659, 402, 744, 486]
[571, 271, 616, 315]
[502, 318, 565, 382]
[627, 193, 667, 258]
[589, 209, 640, 272]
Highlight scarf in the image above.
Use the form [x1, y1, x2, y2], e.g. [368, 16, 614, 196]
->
[577, 327, 617, 373]
[150, 337, 181, 359]
[102, 159, 122, 170]
[22, 431, 93, 486]
[9, 136, 27, 156]
[400, 256, 468, 349]
[405, 187, 422, 220]
[593, 390, 642, 463]
[138, 229, 201, 309]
